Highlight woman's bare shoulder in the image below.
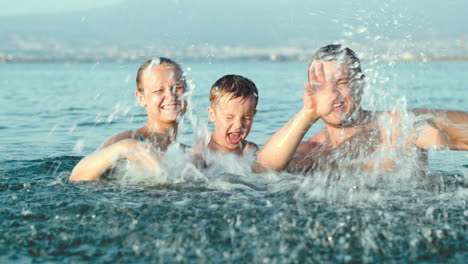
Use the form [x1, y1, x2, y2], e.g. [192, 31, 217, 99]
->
[98, 130, 141, 150]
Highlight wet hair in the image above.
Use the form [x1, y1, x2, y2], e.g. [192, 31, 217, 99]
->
[209, 74, 259, 107]
[136, 57, 186, 92]
[311, 44, 362, 78]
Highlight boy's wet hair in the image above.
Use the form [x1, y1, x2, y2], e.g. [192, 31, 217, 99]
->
[210, 75, 259, 106]
[136, 57, 186, 92]
[311, 44, 362, 78]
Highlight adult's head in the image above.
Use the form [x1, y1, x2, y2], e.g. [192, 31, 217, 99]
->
[310, 44, 365, 127]
[135, 57, 187, 125]
[208, 74, 258, 151]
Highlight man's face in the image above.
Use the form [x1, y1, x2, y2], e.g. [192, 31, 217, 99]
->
[208, 95, 257, 152]
[315, 59, 364, 127]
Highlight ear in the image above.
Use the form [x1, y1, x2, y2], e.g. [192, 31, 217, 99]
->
[254, 109, 257, 116]
[207, 106, 216, 122]
[135, 90, 147, 107]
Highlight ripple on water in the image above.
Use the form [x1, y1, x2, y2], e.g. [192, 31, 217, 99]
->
[0, 154, 466, 262]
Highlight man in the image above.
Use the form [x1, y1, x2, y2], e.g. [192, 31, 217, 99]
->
[257, 44, 467, 174]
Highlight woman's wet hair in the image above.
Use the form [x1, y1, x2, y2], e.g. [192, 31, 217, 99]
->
[209, 74, 259, 107]
[136, 57, 186, 92]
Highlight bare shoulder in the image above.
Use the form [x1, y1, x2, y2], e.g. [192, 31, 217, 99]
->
[375, 111, 403, 133]
[98, 130, 141, 150]
[377, 110, 403, 122]
[306, 129, 327, 144]
[297, 140, 322, 154]
[243, 141, 259, 154]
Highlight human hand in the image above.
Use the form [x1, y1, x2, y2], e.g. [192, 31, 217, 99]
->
[303, 60, 338, 118]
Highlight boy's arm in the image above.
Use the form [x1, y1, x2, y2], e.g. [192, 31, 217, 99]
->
[413, 109, 468, 150]
[256, 61, 338, 171]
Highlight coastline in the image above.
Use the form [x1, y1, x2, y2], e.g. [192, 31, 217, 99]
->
[3, 55, 468, 63]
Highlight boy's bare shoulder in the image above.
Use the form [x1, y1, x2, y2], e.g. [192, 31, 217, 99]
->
[243, 140, 259, 153]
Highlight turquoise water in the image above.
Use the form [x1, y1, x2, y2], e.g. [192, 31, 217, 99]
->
[0, 61, 467, 263]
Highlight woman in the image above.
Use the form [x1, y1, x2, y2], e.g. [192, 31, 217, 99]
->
[70, 58, 187, 181]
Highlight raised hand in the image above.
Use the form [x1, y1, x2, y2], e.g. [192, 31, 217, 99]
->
[303, 60, 338, 118]
[256, 61, 337, 171]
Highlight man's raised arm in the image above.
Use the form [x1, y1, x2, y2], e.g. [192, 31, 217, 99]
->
[256, 61, 338, 171]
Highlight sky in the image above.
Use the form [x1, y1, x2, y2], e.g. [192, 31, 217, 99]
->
[1, 0, 467, 58]
[0, 0, 124, 16]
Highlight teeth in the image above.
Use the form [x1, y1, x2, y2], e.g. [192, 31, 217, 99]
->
[333, 103, 342, 108]
[162, 104, 178, 110]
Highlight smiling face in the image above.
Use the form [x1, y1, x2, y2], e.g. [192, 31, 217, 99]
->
[208, 94, 257, 152]
[135, 63, 186, 124]
[317, 59, 364, 127]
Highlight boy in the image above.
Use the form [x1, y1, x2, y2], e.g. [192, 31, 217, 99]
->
[207, 74, 259, 155]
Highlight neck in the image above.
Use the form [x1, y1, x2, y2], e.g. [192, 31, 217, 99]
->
[325, 109, 373, 147]
[145, 121, 178, 136]
[140, 121, 178, 149]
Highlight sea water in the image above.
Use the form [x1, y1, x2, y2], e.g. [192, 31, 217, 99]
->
[0, 60, 467, 263]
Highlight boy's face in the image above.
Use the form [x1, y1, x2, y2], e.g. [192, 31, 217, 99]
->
[208, 95, 257, 152]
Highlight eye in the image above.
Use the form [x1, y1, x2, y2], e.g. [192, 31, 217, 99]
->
[337, 80, 348, 87]
[171, 84, 185, 91]
[242, 116, 252, 121]
[225, 116, 233, 120]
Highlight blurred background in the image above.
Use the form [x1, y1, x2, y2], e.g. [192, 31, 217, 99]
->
[1, 0, 468, 62]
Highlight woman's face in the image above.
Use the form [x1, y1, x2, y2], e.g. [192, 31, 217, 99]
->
[136, 64, 186, 124]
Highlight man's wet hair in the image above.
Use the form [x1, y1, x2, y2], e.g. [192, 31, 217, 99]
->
[136, 57, 186, 92]
[210, 75, 259, 107]
[311, 44, 362, 77]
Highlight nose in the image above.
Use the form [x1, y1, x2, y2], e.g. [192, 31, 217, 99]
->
[232, 119, 243, 130]
[164, 87, 176, 101]
[332, 83, 341, 99]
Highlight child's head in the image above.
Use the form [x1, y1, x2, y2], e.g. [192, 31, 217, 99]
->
[208, 75, 258, 152]
[135, 57, 187, 123]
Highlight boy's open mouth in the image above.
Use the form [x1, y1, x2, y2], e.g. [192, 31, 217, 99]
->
[227, 132, 242, 145]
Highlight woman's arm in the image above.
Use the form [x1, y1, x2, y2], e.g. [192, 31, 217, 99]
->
[70, 139, 159, 181]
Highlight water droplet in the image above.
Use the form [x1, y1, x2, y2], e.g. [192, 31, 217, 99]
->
[73, 140, 85, 154]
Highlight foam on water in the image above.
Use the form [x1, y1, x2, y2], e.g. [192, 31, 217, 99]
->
[1, 52, 466, 262]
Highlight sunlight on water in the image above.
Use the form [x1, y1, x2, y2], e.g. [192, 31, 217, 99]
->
[1, 9, 467, 260]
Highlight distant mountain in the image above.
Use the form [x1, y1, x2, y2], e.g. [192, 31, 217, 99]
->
[1, 0, 467, 61]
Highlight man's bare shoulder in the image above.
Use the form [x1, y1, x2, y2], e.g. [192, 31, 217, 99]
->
[306, 129, 327, 144]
